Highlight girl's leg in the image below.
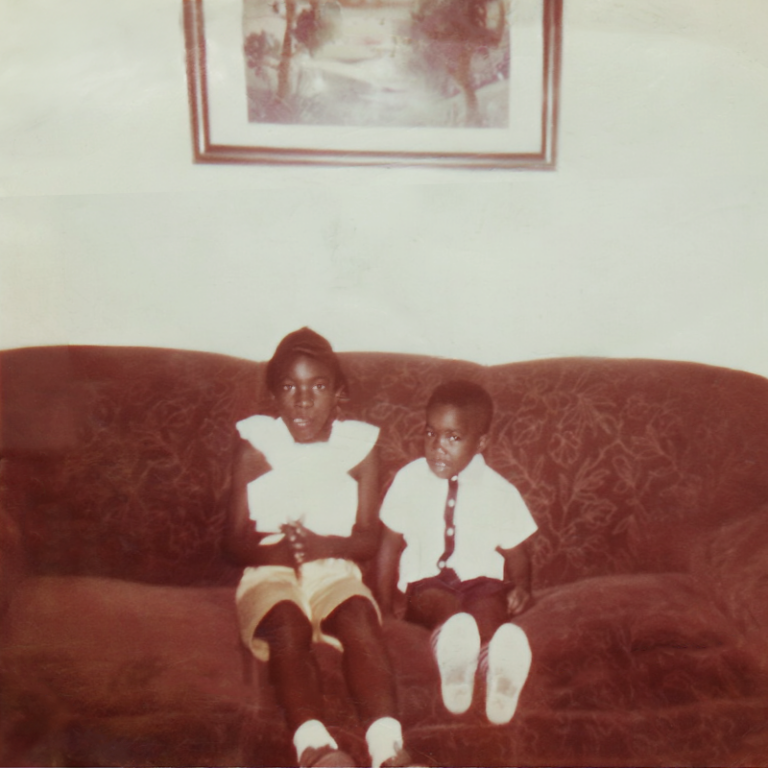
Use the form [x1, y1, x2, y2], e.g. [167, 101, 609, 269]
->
[322, 597, 406, 767]
[257, 600, 324, 730]
[258, 601, 354, 765]
[322, 596, 397, 723]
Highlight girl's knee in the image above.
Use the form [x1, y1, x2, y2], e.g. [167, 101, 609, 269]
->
[324, 595, 379, 639]
[258, 600, 313, 649]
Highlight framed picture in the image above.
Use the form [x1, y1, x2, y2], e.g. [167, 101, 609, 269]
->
[184, 0, 562, 168]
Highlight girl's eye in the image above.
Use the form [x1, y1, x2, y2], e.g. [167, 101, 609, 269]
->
[449, 434, 460, 442]
[315, 383, 327, 391]
[282, 383, 294, 391]
[425, 429, 434, 437]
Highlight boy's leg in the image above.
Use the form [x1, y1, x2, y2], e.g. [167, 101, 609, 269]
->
[457, 581, 532, 724]
[404, 584, 461, 630]
[461, 590, 509, 645]
[433, 612, 481, 716]
[322, 596, 408, 767]
[258, 601, 352, 766]
[406, 578, 480, 718]
[484, 623, 532, 725]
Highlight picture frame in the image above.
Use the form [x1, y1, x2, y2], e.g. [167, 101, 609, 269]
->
[183, 0, 562, 169]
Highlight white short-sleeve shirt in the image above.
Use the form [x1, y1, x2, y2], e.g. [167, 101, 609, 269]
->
[236, 415, 379, 537]
[380, 454, 537, 591]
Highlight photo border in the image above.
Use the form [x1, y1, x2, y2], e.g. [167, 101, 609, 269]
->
[183, 0, 562, 169]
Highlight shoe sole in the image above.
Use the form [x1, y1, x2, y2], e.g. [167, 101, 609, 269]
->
[434, 613, 481, 715]
[485, 623, 532, 725]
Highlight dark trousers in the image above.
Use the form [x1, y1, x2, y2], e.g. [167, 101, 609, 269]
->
[404, 569, 511, 644]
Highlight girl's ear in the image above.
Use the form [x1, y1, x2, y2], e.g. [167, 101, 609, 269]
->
[478, 433, 490, 453]
[335, 383, 350, 404]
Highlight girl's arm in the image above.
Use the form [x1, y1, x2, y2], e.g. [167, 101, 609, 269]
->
[373, 525, 406, 616]
[289, 446, 382, 563]
[224, 439, 296, 568]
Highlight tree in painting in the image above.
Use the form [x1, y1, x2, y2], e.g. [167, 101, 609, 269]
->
[410, 0, 507, 126]
[244, 0, 341, 122]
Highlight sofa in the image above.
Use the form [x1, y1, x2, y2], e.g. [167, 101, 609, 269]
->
[2, 344, 768, 767]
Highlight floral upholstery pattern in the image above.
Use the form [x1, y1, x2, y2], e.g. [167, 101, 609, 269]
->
[3, 345, 768, 766]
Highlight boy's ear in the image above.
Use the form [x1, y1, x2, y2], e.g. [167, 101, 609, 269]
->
[478, 433, 490, 453]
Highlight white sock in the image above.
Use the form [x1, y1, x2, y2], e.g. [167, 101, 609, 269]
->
[293, 719, 337, 760]
[365, 716, 403, 768]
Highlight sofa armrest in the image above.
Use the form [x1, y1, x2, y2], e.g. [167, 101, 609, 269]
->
[690, 509, 768, 636]
[0, 460, 28, 618]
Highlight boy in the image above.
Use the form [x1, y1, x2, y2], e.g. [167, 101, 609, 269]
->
[379, 380, 537, 726]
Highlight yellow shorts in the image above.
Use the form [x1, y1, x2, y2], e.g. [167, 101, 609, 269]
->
[235, 558, 380, 662]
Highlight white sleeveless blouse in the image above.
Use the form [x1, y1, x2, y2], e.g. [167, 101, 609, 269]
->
[236, 415, 379, 537]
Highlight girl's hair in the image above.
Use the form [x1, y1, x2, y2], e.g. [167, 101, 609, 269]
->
[427, 379, 494, 434]
[265, 327, 348, 396]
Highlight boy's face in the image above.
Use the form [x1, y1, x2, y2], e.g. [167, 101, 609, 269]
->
[424, 403, 489, 480]
[274, 354, 342, 443]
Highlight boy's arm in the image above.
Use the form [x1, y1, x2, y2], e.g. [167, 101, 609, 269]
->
[288, 446, 382, 563]
[224, 439, 296, 568]
[496, 540, 533, 617]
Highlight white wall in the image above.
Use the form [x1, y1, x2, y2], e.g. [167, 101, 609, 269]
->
[2, 0, 768, 374]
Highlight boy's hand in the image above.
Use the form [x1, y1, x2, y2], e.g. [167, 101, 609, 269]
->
[505, 585, 532, 617]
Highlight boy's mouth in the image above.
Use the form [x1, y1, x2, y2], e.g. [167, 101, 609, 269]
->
[427, 456, 452, 476]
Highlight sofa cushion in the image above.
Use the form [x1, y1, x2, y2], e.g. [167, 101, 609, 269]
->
[0, 577, 279, 765]
[389, 572, 768, 766]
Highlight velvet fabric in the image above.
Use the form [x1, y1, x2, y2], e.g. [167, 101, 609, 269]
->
[2, 345, 768, 766]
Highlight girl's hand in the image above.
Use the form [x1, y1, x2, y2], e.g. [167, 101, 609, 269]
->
[282, 521, 327, 564]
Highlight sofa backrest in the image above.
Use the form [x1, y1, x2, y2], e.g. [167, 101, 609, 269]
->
[2, 346, 768, 589]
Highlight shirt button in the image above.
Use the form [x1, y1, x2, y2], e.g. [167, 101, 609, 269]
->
[446, 527, 455, 536]
[447, 499, 456, 508]
[438, 559, 446, 568]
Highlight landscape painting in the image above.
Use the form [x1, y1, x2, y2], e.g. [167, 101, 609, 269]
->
[184, 0, 561, 167]
[243, 0, 511, 129]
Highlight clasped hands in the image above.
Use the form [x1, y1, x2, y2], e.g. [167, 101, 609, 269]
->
[280, 519, 323, 567]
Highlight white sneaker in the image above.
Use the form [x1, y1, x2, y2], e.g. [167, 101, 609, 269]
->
[434, 613, 481, 715]
[485, 623, 532, 725]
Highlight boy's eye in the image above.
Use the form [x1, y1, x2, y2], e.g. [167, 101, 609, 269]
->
[449, 434, 460, 442]
[281, 383, 295, 391]
[425, 429, 434, 437]
[314, 383, 327, 391]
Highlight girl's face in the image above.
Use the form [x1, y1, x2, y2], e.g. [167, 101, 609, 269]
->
[274, 354, 342, 443]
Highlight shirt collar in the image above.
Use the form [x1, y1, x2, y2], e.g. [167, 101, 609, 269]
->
[454, 453, 487, 485]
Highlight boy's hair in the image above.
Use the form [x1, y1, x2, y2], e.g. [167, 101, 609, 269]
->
[265, 327, 348, 396]
[427, 379, 494, 434]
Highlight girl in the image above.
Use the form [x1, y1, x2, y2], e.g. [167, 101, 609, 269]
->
[226, 328, 410, 768]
